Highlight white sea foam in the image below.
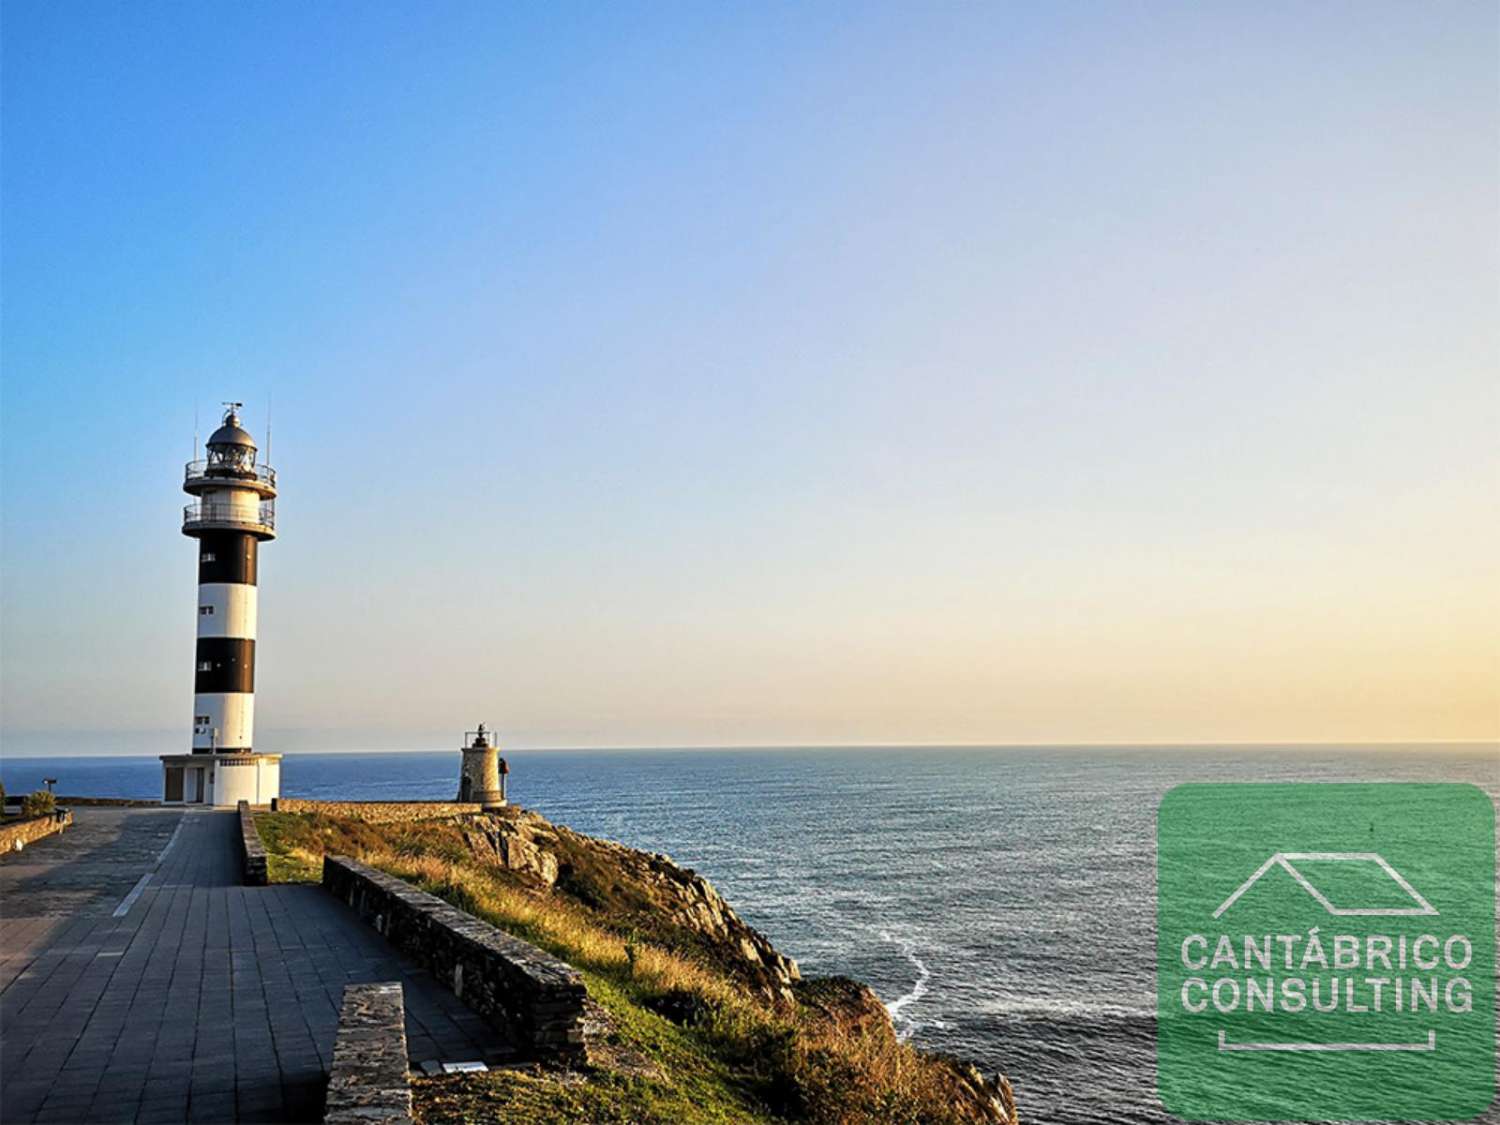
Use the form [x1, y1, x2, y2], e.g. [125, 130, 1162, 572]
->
[880, 930, 932, 1042]
[975, 994, 1154, 1021]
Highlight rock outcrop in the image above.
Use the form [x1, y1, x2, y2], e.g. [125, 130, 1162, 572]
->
[461, 807, 800, 1004]
[462, 814, 560, 887]
[947, 1061, 1019, 1125]
[794, 976, 894, 1038]
[795, 978, 1018, 1124]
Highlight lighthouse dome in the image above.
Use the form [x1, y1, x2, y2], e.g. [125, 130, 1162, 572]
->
[201, 405, 261, 478]
[207, 414, 256, 449]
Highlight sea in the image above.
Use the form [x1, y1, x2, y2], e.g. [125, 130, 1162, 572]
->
[2, 744, 1496, 1124]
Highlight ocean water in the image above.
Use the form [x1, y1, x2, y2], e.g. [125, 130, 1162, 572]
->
[3, 745, 1495, 1123]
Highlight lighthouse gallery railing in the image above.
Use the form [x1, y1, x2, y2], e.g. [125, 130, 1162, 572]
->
[182, 500, 276, 531]
[184, 460, 277, 488]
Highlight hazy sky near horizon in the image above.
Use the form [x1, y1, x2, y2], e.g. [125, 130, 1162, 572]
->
[3, 2, 1496, 754]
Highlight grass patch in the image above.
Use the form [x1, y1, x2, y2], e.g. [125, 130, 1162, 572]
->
[265, 850, 322, 883]
[414, 1066, 756, 1125]
[254, 813, 332, 883]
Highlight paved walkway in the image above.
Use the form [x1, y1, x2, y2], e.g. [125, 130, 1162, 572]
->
[1, 807, 504, 1123]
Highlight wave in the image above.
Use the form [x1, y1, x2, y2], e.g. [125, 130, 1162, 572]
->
[974, 994, 1154, 1021]
[880, 930, 933, 1041]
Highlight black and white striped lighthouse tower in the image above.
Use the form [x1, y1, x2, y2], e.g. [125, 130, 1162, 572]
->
[160, 403, 282, 806]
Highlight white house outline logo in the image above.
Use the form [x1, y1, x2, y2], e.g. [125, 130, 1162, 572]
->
[1210, 851, 1441, 1054]
[1213, 852, 1438, 919]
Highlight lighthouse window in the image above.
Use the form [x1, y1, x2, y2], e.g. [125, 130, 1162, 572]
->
[200, 552, 216, 563]
[199, 605, 215, 615]
[198, 660, 212, 672]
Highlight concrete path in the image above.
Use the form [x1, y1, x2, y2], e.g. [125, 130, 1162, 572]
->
[1, 807, 504, 1123]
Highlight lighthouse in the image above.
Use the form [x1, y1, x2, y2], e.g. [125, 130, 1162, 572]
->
[458, 724, 507, 810]
[159, 404, 282, 806]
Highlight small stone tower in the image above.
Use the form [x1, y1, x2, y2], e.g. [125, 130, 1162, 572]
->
[160, 403, 281, 807]
[458, 724, 507, 809]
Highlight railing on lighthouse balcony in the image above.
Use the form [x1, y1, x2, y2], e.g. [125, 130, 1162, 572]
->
[182, 499, 277, 537]
[184, 460, 278, 490]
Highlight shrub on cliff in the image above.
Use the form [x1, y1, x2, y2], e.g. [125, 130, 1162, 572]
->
[21, 790, 55, 818]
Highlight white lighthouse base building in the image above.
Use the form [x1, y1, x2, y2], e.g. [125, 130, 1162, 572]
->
[160, 752, 281, 807]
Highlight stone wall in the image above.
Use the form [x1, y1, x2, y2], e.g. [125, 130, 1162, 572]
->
[324, 981, 413, 1125]
[0, 810, 74, 857]
[238, 800, 268, 886]
[322, 856, 589, 1061]
[274, 798, 484, 823]
[5, 796, 160, 808]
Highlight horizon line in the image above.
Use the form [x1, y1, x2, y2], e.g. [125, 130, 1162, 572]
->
[1, 738, 1496, 760]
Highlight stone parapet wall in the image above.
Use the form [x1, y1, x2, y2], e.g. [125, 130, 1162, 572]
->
[5, 796, 160, 808]
[274, 798, 484, 823]
[324, 981, 413, 1125]
[238, 800, 268, 885]
[0, 810, 74, 857]
[323, 856, 589, 1061]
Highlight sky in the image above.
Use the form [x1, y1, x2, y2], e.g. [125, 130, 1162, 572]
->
[2, 2, 1496, 754]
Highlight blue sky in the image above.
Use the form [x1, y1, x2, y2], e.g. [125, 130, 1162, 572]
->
[3, 2, 1496, 753]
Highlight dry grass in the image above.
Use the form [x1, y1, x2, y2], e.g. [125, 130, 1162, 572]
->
[372, 847, 754, 1018]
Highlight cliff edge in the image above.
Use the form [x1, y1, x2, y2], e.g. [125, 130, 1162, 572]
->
[461, 809, 800, 1001]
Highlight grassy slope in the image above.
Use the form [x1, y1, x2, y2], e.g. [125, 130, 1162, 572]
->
[257, 810, 998, 1125]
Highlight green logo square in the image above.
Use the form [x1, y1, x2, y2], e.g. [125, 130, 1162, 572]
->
[1157, 783, 1495, 1120]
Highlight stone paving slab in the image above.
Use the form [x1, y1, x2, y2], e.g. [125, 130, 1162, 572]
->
[1, 807, 506, 1124]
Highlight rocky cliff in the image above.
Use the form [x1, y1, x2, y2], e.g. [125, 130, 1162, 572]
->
[461, 808, 801, 1004]
[458, 807, 1016, 1123]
